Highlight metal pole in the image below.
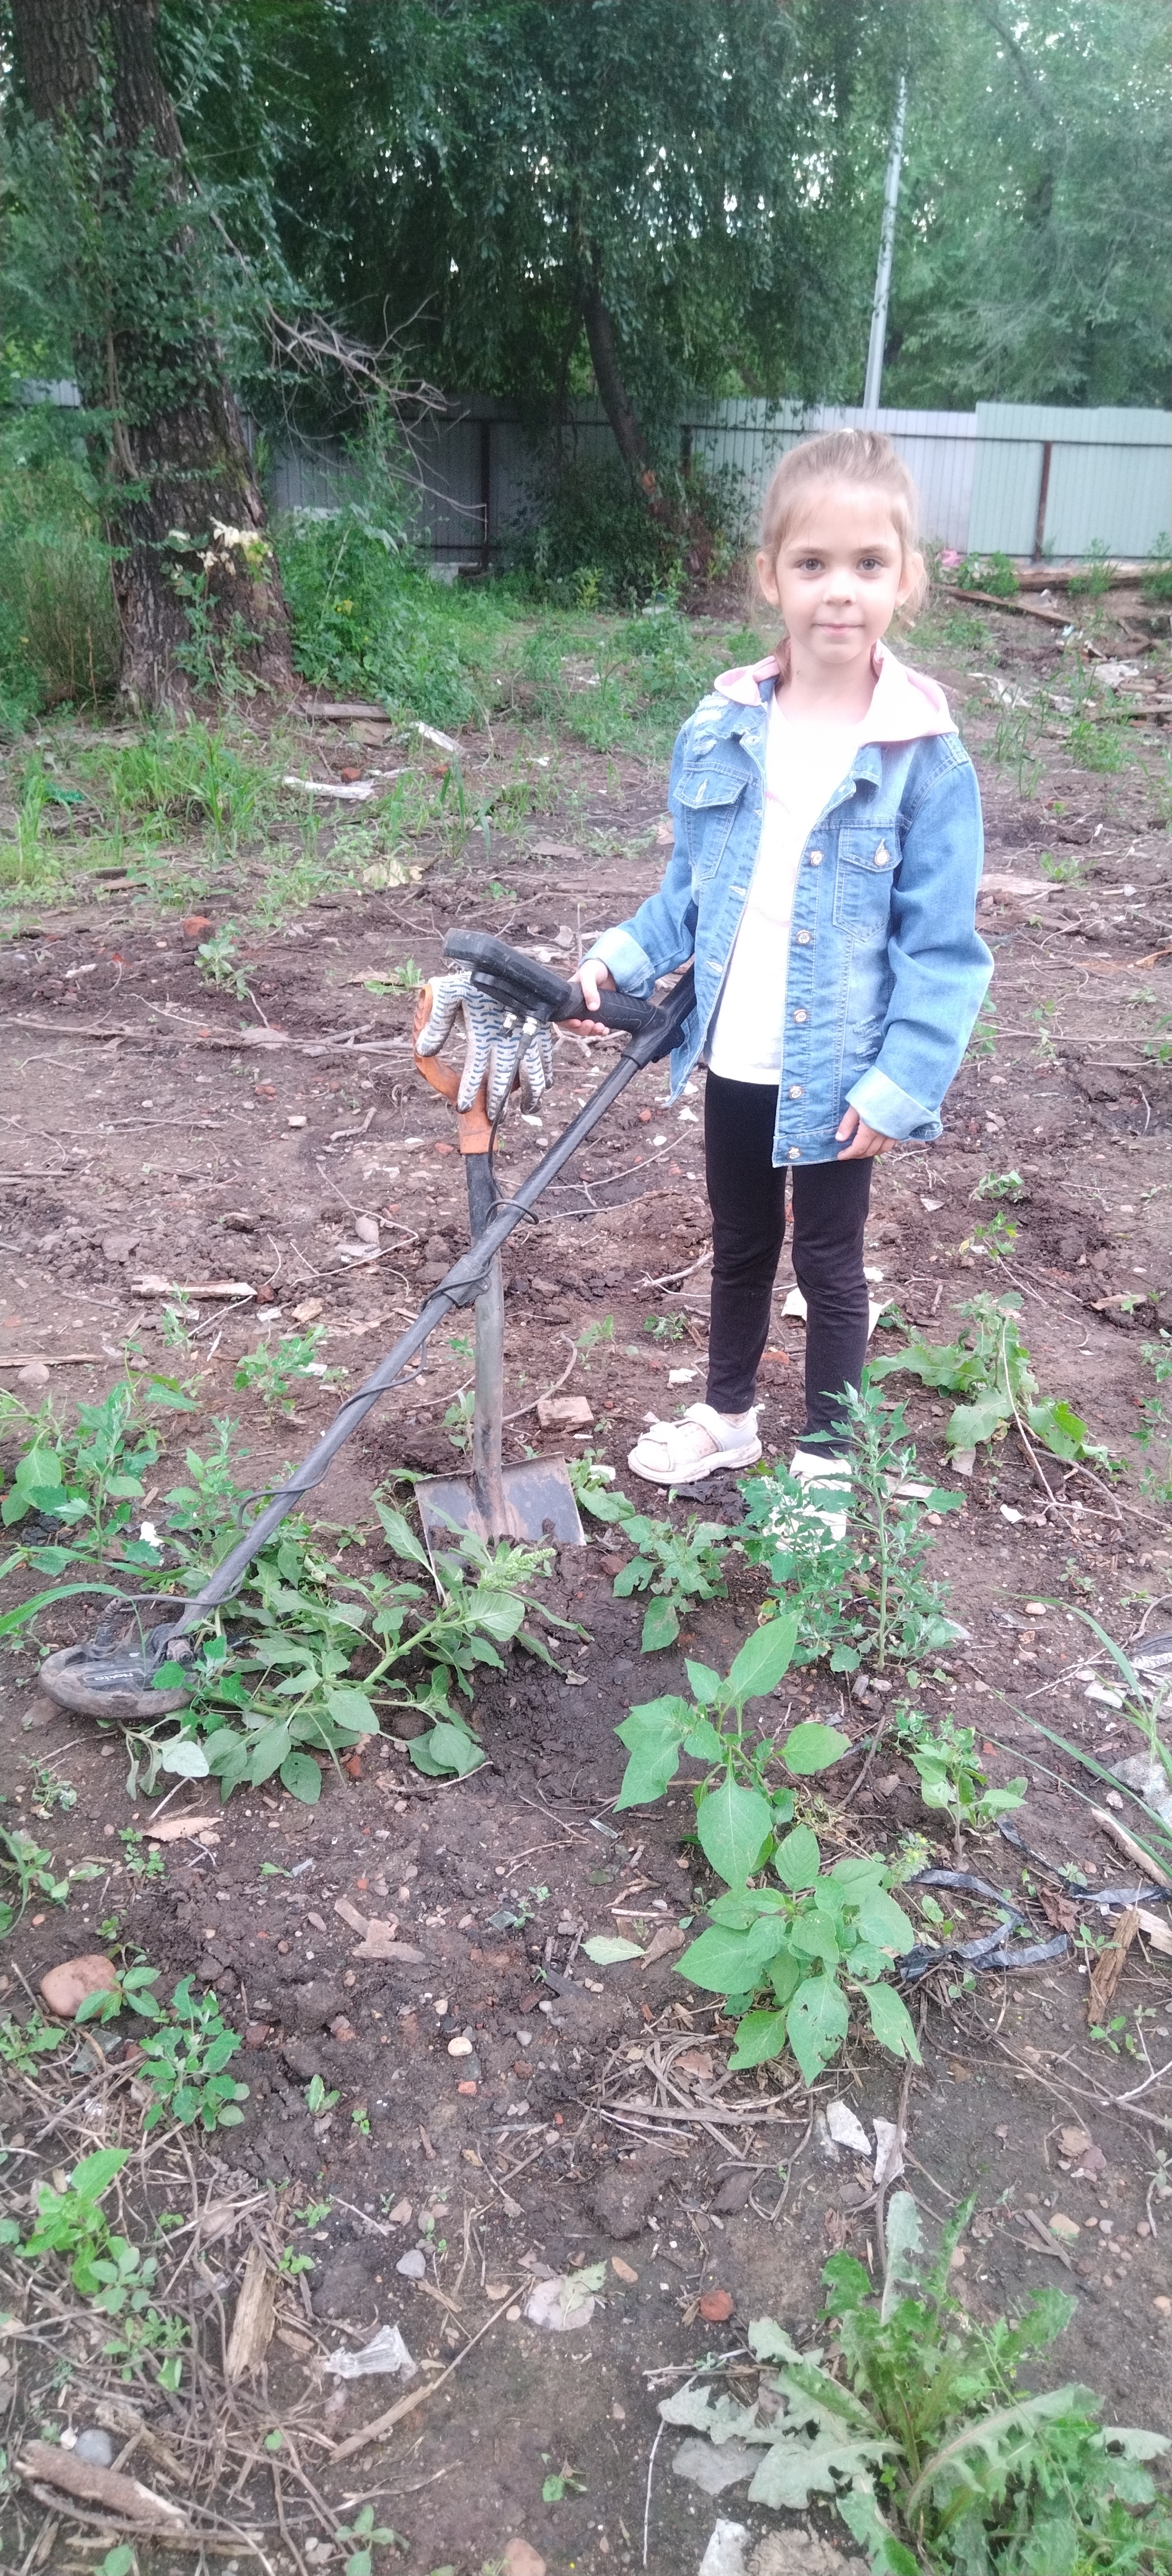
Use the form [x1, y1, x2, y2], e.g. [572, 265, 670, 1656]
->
[862, 74, 908, 421]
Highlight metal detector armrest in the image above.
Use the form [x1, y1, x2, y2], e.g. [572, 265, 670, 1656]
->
[443, 928, 651, 1036]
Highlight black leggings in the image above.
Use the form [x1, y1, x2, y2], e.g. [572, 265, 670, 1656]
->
[703, 1072, 872, 1448]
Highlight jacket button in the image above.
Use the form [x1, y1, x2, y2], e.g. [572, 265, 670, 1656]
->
[809, 850, 823, 865]
[788, 1085, 803, 1099]
[792, 1008, 808, 1023]
[795, 930, 811, 945]
[788, 1146, 801, 1160]
[874, 844, 890, 867]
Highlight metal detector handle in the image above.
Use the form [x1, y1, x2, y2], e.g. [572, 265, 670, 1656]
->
[442, 929, 654, 1036]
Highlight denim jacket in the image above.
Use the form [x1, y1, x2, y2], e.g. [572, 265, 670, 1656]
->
[587, 644, 992, 1165]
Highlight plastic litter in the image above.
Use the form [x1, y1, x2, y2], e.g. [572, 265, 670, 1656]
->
[825, 2101, 871, 2157]
[323, 2324, 416, 2381]
[901, 1868, 1068, 1980]
[698, 2525, 749, 2576]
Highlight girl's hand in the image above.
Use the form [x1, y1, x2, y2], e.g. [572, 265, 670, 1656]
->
[836, 1105, 896, 1160]
[559, 959, 615, 1037]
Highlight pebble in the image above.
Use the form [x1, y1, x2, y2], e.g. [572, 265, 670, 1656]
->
[396, 2249, 426, 2280]
[447, 2035, 474, 2057]
[39, 1955, 118, 2019]
[698, 2288, 734, 2322]
[17, 1363, 50, 1388]
[354, 1216, 379, 1243]
[500, 2545, 546, 2576]
[74, 2429, 115, 2467]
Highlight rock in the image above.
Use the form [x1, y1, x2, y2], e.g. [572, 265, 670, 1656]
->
[282, 1980, 345, 2035]
[699, 2288, 735, 2323]
[101, 1232, 141, 1263]
[501, 2545, 546, 2576]
[396, 2248, 426, 2280]
[74, 2430, 115, 2468]
[589, 2149, 673, 2240]
[354, 1216, 379, 1244]
[281, 2039, 324, 2084]
[447, 2035, 474, 2057]
[537, 1393, 593, 1429]
[1110, 1753, 1172, 1827]
[749, 2535, 869, 2576]
[181, 915, 213, 938]
[711, 2170, 755, 2216]
[672, 2437, 757, 2496]
[17, 1363, 50, 1388]
[1049, 2212, 1080, 2242]
[40, 1955, 118, 2019]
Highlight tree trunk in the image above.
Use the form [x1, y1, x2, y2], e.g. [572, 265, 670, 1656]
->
[10, 0, 294, 715]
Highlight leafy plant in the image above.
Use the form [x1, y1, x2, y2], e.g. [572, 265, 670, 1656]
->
[612, 1618, 918, 2082]
[870, 1294, 1115, 1475]
[965, 996, 997, 1060]
[233, 1327, 343, 1413]
[660, 2194, 1172, 2574]
[5, 2147, 187, 2391]
[74, 1959, 164, 2027]
[894, 1707, 1026, 1853]
[578, 1479, 731, 1651]
[196, 922, 250, 997]
[0, 2008, 66, 2072]
[741, 1379, 960, 1675]
[0, 1825, 99, 1937]
[956, 550, 1020, 597]
[334, 2504, 402, 2576]
[643, 1311, 688, 1342]
[134, 1978, 248, 2132]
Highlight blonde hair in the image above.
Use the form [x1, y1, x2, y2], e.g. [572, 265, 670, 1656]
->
[754, 427, 927, 624]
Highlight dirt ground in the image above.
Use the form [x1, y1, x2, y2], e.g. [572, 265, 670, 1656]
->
[3, 581, 1172, 2576]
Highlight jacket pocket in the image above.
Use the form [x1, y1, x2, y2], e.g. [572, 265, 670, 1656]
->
[676, 767, 747, 881]
[832, 827, 901, 932]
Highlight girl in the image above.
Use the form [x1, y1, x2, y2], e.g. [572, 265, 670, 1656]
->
[567, 428, 992, 1504]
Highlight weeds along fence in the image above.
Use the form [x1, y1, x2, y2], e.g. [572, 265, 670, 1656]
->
[267, 396, 1172, 569]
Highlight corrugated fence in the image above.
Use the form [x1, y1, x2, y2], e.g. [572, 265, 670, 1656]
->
[270, 395, 1171, 566]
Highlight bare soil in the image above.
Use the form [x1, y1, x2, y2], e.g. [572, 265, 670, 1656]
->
[3, 587, 1172, 2576]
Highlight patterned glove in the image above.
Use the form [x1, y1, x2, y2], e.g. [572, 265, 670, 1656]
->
[414, 969, 554, 1121]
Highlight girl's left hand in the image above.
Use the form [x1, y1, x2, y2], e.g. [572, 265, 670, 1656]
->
[835, 1107, 896, 1160]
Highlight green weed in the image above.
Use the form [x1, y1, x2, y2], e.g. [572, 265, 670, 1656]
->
[0, 1824, 99, 1937]
[870, 1293, 1115, 1476]
[661, 2193, 1172, 2573]
[135, 1978, 248, 2133]
[2, 2146, 188, 2392]
[576, 1477, 731, 1651]
[964, 997, 997, 1061]
[233, 1327, 343, 1414]
[894, 1706, 1025, 1853]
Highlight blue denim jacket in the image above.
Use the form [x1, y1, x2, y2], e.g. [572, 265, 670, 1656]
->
[587, 652, 992, 1166]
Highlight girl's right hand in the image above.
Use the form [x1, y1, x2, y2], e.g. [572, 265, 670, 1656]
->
[559, 960, 615, 1037]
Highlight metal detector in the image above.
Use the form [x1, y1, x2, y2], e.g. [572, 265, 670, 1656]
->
[37, 934, 695, 1721]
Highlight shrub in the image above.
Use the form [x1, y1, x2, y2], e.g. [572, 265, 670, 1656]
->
[0, 397, 119, 718]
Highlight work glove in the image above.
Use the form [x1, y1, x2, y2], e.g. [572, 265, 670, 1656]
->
[414, 968, 554, 1121]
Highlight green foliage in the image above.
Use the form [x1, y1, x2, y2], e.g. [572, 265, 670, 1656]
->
[275, 469, 504, 730]
[74, 1960, 164, 2028]
[7, 2146, 188, 2391]
[612, 1619, 917, 2083]
[956, 553, 1019, 599]
[0, 1382, 163, 1571]
[664, 2196, 1172, 2572]
[146, 1505, 569, 1796]
[81, 725, 278, 853]
[0, 400, 119, 723]
[233, 1327, 343, 1413]
[196, 922, 250, 996]
[740, 1378, 961, 1675]
[870, 1294, 1115, 1473]
[0, 2008, 66, 2073]
[894, 1707, 1026, 1852]
[134, 1979, 248, 2133]
[334, 2504, 402, 2576]
[0, 1825, 98, 1938]
[578, 1479, 731, 1651]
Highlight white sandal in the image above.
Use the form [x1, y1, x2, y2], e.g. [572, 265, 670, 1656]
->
[627, 1402, 762, 1488]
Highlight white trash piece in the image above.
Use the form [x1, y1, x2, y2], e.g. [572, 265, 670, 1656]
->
[698, 2523, 749, 2576]
[323, 2324, 416, 2381]
[825, 2100, 872, 2158]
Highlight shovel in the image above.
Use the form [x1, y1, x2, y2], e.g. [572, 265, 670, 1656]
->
[37, 934, 696, 1719]
[410, 972, 583, 1551]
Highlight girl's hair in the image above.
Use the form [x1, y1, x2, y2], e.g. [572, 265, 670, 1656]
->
[754, 427, 928, 622]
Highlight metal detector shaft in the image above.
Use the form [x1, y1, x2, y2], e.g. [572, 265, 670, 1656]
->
[161, 966, 695, 1646]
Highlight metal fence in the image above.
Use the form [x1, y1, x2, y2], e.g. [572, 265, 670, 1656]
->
[271, 393, 1171, 565]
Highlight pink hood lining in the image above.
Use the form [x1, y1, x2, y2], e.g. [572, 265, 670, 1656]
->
[712, 640, 957, 744]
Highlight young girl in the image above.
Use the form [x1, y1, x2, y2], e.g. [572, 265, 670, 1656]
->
[567, 429, 992, 1505]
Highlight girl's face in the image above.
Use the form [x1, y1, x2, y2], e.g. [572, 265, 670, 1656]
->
[757, 480, 915, 671]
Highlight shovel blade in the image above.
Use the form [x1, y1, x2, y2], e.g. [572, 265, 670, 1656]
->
[418, 1456, 585, 1552]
